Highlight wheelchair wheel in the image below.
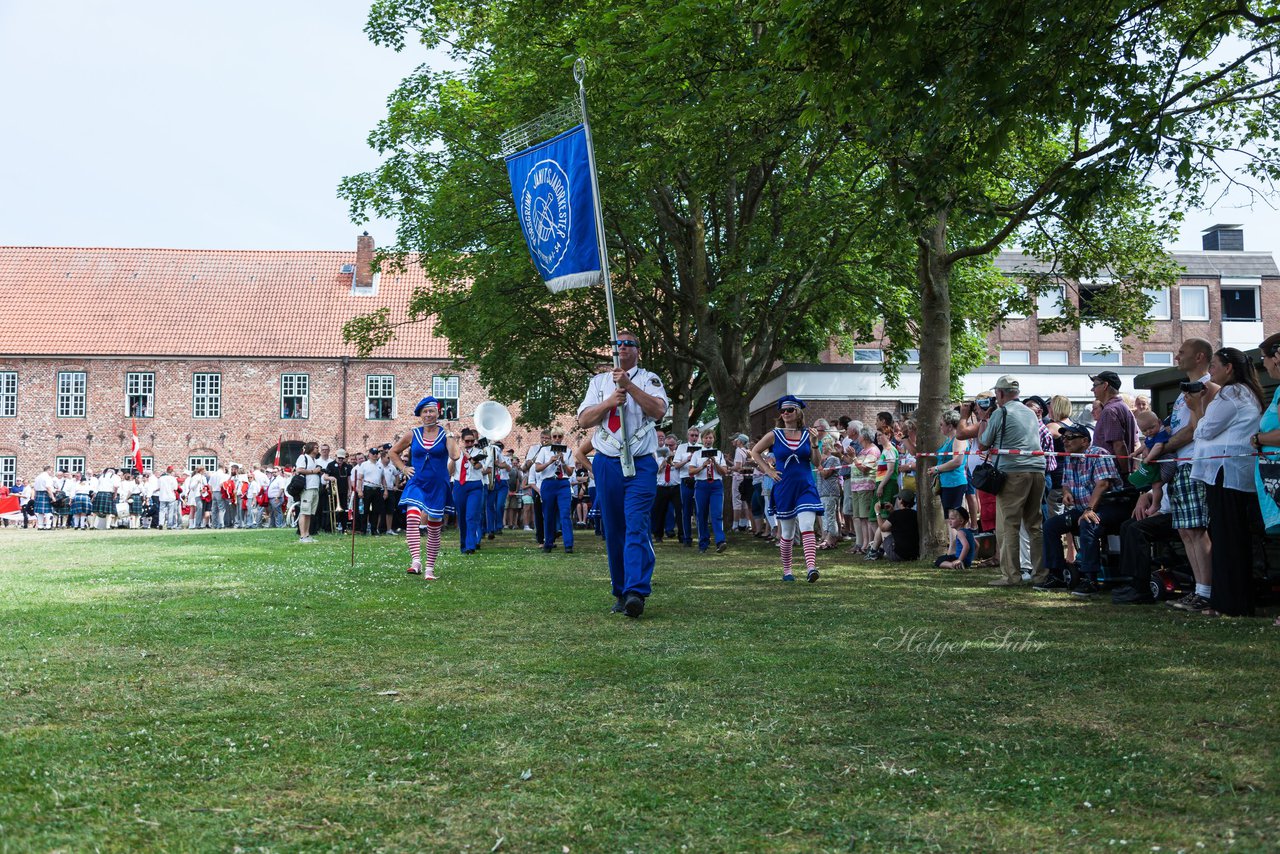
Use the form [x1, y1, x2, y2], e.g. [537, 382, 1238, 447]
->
[1061, 564, 1079, 588]
[1150, 569, 1173, 601]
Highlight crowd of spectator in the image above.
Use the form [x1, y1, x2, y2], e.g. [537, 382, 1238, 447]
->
[6, 336, 1277, 623]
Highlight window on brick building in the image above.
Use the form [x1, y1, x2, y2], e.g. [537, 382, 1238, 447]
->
[367, 375, 395, 420]
[1145, 287, 1171, 320]
[1222, 287, 1260, 321]
[1081, 349, 1121, 365]
[193, 373, 221, 418]
[57, 371, 86, 417]
[122, 455, 154, 473]
[852, 349, 883, 363]
[281, 373, 309, 419]
[998, 350, 1030, 365]
[0, 455, 15, 488]
[0, 371, 15, 417]
[126, 371, 154, 418]
[55, 456, 85, 475]
[433, 375, 460, 420]
[188, 455, 218, 472]
[1180, 286, 1209, 320]
[1039, 350, 1068, 365]
[1143, 352, 1175, 367]
[1036, 284, 1065, 318]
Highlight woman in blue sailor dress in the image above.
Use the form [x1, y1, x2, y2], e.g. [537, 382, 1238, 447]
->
[388, 396, 458, 579]
[749, 395, 824, 582]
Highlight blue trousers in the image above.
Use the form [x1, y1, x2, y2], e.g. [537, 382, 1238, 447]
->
[455, 480, 483, 552]
[540, 478, 574, 550]
[594, 453, 658, 598]
[487, 480, 508, 532]
[1043, 503, 1128, 578]
[680, 479, 696, 544]
[695, 479, 725, 551]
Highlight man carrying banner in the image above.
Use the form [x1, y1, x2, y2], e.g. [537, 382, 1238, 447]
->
[577, 330, 668, 618]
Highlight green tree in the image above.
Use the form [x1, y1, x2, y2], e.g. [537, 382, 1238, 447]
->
[775, 0, 1280, 550]
[341, 0, 915, 437]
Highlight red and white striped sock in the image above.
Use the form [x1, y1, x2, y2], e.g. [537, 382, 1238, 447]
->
[780, 538, 793, 575]
[801, 530, 817, 571]
[425, 520, 442, 571]
[406, 510, 422, 563]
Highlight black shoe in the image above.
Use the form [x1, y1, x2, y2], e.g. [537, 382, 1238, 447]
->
[1070, 581, 1101, 597]
[542, 546, 553, 553]
[1111, 585, 1155, 605]
[488, 533, 495, 540]
[654, 537, 663, 544]
[623, 594, 645, 618]
[715, 541, 727, 554]
[1032, 576, 1068, 592]
[565, 547, 573, 554]
[610, 598, 625, 614]
[683, 541, 692, 548]
[807, 568, 820, 583]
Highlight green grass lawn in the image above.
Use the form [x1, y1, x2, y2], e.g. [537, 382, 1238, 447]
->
[1, 525, 1277, 852]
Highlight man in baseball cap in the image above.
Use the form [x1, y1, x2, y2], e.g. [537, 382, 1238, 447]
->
[1089, 370, 1122, 391]
[977, 373, 1048, 588]
[1090, 370, 1137, 476]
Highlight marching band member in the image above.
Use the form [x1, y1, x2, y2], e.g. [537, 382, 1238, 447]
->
[687, 428, 730, 553]
[452, 428, 491, 554]
[576, 330, 669, 618]
[651, 433, 684, 543]
[389, 396, 459, 578]
[750, 395, 825, 583]
[674, 426, 701, 548]
[535, 428, 575, 554]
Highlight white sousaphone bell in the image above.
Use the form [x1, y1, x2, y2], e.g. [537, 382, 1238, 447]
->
[473, 401, 513, 488]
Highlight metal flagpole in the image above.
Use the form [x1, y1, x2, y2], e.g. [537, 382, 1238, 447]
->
[574, 58, 635, 477]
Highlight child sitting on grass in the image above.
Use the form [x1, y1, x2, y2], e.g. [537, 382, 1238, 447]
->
[875, 490, 919, 562]
[934, 507, 977, 569]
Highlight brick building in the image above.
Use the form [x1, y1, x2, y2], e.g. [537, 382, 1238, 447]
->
[748, 225, 1280, 433]
[0, 235, 541, 486]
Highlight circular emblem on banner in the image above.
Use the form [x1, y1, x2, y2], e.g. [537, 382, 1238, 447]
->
[519, 158, 572, 275]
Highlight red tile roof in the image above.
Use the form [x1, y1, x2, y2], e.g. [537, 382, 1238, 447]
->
[0, 246, 451, 360]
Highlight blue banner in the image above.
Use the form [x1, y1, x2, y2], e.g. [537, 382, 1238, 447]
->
[505, 125, 602, 292]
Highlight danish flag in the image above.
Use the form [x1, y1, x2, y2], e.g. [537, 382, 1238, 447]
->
[131, 418, 143, 473]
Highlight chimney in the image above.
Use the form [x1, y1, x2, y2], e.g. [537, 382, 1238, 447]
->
[355, 231, 375, 287]
[1202, 224, 1244, 251]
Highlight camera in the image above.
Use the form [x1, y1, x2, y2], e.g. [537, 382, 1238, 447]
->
[976, 397, 993, 411]
[1180, 381, 1205, 394]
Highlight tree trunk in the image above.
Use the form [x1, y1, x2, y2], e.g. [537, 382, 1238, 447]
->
[711, 387, 752, 444]
[915, 210, 954, 556]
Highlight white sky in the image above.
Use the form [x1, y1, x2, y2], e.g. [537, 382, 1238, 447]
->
[1, 1, 1276, 254]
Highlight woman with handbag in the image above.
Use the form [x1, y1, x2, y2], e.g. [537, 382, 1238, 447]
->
[927, 409, 968, 554]
[1188, 346, 1263, 617]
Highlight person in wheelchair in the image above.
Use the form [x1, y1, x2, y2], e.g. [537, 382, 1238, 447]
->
[1034, 423, 1128, 596]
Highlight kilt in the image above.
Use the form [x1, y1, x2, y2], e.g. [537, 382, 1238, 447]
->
[70, 493, 92, 515]
[55, 496, 72, 516]
[129, 493, 144, 514]
[34, 491, 53, 514]
[92, 491, 117, 516]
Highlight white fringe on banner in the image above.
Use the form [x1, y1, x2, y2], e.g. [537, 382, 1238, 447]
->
[545, 270, 601, 293]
